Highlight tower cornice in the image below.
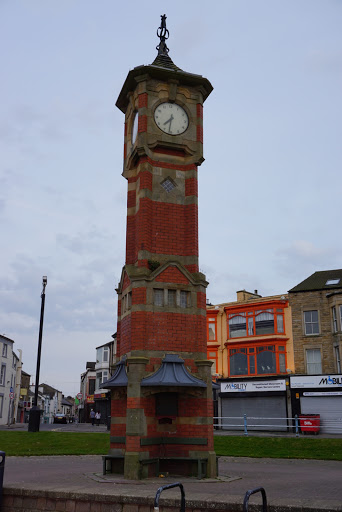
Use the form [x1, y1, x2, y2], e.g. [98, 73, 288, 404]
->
[116, 64, 213, 114]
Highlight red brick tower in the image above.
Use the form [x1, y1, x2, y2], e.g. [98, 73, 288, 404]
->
[103, 16, 216, 479]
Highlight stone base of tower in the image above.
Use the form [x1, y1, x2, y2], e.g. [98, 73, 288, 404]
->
[106, 355, 217, 480]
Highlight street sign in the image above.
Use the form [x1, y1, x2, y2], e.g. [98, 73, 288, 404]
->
[10, 387, 14, 393]
[77, 393, 83, 399]
[9, 392, 14, 399]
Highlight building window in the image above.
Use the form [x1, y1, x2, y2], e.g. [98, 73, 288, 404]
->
[0, 365, 5, 386]
[340, 306, 342, 332]
[304, 310, 319, 335]
[180, 290, 189, 308]
[332, 307, 338, 333]
[326, 278, 340, 285]
[154, 289, 164, 306]
[2, 344, 7, 358]
[161, 177, 176, 193]
[103, 347, 109, 363]
[207, 317, 217, 341]
[228, 307, 285, 339]
[168, 290, 176, 307]
[96, 371, 109, 390]
[88, 379, 95, 395]
[335, 346, 341, 373]
[122, 292, 132, 314]
[207, 349, 218, 374]
[228, 343, 286, 377]
[306, 348, 322, 374]
[0, 395, 3, 418]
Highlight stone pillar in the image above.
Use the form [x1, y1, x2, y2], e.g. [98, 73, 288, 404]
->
[124, 356, 148, 480]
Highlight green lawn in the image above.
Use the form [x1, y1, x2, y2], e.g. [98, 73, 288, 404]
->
[214, 435, 342, 461]
[0, 432, 110, 456]
[0, 431, 341, 460]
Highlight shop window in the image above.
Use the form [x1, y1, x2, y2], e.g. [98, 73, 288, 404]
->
[228, 343, 286, 377]
[207, 316, 217, 341]
[228, 307, 285, 339]
[304, 310, 319, 335]
[306, 348, 322, 374]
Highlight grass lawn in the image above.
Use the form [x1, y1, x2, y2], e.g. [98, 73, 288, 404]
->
[0, 431, 341, 460]
[0, 432, 110, 456]
[214, 435, 342, 461]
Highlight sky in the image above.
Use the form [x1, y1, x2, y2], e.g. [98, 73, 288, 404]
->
[1, 1, 341, 397]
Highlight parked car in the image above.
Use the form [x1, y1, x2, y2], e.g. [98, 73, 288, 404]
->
[53, 413, 67, 424]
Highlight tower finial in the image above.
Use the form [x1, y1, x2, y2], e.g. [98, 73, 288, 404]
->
[156, 14, 169, 56]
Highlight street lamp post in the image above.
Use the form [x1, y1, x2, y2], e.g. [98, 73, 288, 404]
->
[28, 276, 47, 432]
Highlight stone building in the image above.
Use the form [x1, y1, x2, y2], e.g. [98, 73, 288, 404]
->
[288, 269, 342, 433]
[288, 269, 342, 374]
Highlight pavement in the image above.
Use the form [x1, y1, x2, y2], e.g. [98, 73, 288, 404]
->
[1, 423, 342, 511]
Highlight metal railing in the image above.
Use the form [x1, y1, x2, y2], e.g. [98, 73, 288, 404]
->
[214, 414, 342, 434]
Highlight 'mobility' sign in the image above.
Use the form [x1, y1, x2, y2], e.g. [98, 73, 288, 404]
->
[221, 379, 286, 393]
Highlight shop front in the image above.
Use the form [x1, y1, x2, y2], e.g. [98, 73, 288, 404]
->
[290, 374, 342, 434]
[219, 377, 289, 431]
[94, 391, 110, 426]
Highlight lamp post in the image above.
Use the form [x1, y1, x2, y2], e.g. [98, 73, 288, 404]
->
[28, 276, 47, 432]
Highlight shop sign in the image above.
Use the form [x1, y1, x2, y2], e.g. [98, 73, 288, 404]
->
[86, 394, 95, 403]
[94, 393, 107, 399]
[221, 379, 286, 393]
[303, 391, 342, 396]
[290, 375, 342, 389]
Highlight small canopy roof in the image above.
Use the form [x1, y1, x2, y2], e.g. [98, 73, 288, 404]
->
[141, 354, 207, 388]
[100, 359, 128, 388]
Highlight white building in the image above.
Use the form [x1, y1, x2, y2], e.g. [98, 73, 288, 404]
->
[0, 334, 22, 425]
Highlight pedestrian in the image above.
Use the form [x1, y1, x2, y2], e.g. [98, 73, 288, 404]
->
[95, 411, 101, 426]
[90, 409, 95, 426]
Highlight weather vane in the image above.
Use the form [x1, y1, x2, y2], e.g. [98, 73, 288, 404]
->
[156, 14, 169, 56]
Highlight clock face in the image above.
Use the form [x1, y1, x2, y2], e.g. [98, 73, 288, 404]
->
[154, 102, 189, 135]
[132, 112, 138, 143]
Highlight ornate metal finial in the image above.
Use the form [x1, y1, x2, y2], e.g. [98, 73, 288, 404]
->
[156, 14, 169, 56]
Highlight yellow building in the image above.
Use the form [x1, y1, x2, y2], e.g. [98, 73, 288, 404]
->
[207, 290, 294, 379]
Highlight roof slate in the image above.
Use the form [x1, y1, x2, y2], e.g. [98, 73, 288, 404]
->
[288, 269, 342, 293]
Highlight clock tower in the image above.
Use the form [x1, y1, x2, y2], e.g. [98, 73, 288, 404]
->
[104, 15, 216, 479]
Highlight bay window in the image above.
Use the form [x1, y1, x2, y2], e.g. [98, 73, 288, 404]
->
[228, 343, 286, 377]
[228, 307, 285, 339]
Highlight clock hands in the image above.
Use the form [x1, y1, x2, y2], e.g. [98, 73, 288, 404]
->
[163, 114, 174, 133]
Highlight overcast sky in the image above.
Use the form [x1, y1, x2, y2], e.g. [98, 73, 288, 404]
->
[1, 1, 341, 397]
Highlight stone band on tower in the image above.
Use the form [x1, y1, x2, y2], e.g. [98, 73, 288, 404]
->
[102, 15, 216, 479]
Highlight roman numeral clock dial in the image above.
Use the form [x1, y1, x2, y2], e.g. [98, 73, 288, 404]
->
[154, 102, 189, 135]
